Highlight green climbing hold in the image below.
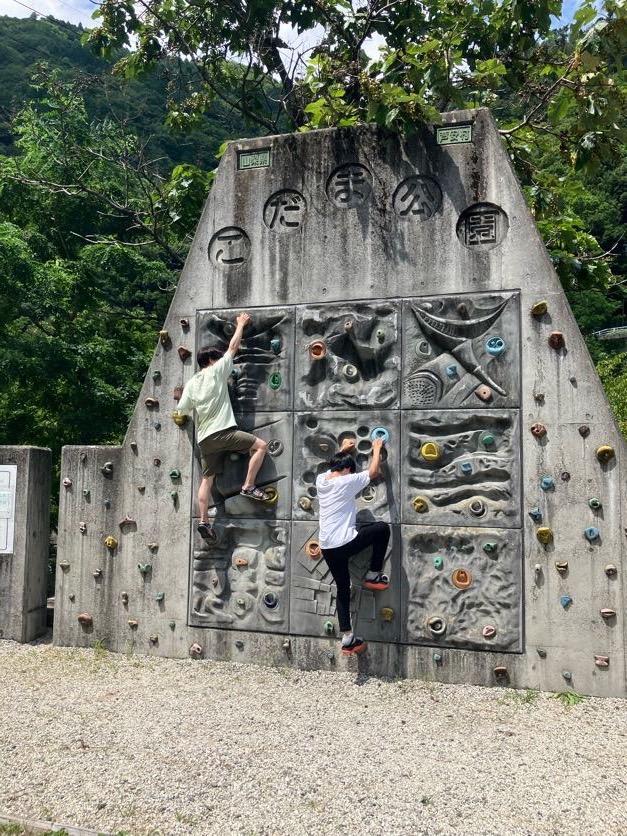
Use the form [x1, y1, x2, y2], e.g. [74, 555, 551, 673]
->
[483, 542, 497, 555]
[155, 592, 165, 602]
[433, 556, 443, 570]
[481, 433, 495, 447]
[269, 371, 282, 390]
[169, 469, 181, 480]
[324, 620, 335, 635]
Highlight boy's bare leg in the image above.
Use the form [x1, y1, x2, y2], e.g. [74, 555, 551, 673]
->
[242, 438, 268, 490]
[198, 475, 214, 523]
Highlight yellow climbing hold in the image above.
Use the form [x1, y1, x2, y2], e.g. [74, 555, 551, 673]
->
[172, 411, 188, 427]
[412, 496, 429, 513]
[420, 441, 442, 462]
[380, 607, 394, 622]
[596, 445, 615, 464]
[536, 527, 553, 545]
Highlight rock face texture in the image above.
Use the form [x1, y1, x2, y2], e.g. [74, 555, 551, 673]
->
[53, 109, 626, 697]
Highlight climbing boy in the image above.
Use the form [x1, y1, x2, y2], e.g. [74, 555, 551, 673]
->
[316, 436, 391, 655]
[176, 311, 269, 539]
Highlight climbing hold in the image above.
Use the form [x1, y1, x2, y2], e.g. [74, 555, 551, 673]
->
[530, 423, 547, 438]
[169, 621, 176, 630]
[578, 425, 590, 438]
[324, 620, 335, 635]
[127, 619, 138, 629]
[308, 340, 327, 360]
[562, 670, 572, 682]
[412, 496, 429, 513]
[427, 616, 446, 637]
[118, 515, 136, 531]
[268, 439, 283, 457]
[460, 461, 473, 475]
[59, 561, 70, 572]
[152, 370, 161, 382]
[234, 556, 249, 568]
[537, 648, 547, 659]
[588, 497, 602, 510]
[155, 592, 165, 603]
[153, 458, 161, 466]
[137, 486, 146, 494]
[137, 563, 152, 577]
[584, 526, 600, 541]
[605, 564, 617, 577]
[481, 433, 495, 447]
[376, 328, 385, 343]
[483, 542, 498, 555]
[158, 330, 170, 346]
[154, 422, 161, 431]
[268, 371, 282, 390]
[451, 568, 472, 590]
[263, 486, 279, 505]
[149, 635, 158, 645]
[342, 363, 359, 382]
[595, 655, 609, 668]
[596, 445, 615, 464]
[169, 469, 181, 480]
[263, 591, 279, 609]
[147, 543, 158, 553]
[189, 643, 203, 659]
[170, 490, 178, 501]
[534, 392, 545, 404]
[172, 411, 188, 427]
[433, 652, 442, 664]
[103, 499, 111, 509]
[145, 397, 159, 409]
[79, 521, 87, 534]
[380, 607, 394, 622]
[534, 564, 542, 580]
[69, 593, 75, 602]
[555, 561, 568, 574]
[82, 489, 90, 500]
[270, 337, 281, 355]
[77, 613, 93, 627]
[344, 319, 354, 332]
[178, 346, 192, 362]
[485, 336, 506, 356]
[536, 527, 553, 546]
[493, 666, 508, 680]
[93, 568, 102, 579]
[528, 507, 542, 523]
[305, 540, 321, 559]
[469, 499, 486, 517]
[63, 477, 72, 489]
[482, 625, 497, 639]
[560, 471, 571, 482]
[121, 592, 129, 605]
[231, 368, 240, 379]
[445, 364, 458, 378]
[420, 441, 442, 462]
[433, 556, 443, 570]
[548, 331, 565, 350]
[298, 496, 313, 512]
[173, 385, 183, 402]
[600, 608, 616, 620]
[540, 476, 555, 491]
[530, 300, 548, 317]
[475, 385, 493, 402]
[371, 427, 390, 444]
[560, 595, 573, 609]
[79, 452, 87, 463]
[104, 535, 118, 551]
[180, 318, 189, 330]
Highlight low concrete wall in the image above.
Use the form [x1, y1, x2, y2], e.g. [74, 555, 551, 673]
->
[0, 446, 51, 642]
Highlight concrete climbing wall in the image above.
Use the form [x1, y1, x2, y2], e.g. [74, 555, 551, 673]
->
[53, 110, 627, 698]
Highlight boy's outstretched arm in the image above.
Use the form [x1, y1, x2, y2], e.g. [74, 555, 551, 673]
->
[368, 439, 384, 480]
[226, 312, 251, 357]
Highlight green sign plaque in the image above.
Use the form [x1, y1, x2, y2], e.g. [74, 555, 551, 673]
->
[237, 148, 271, 170]
[436, 124, 473, 145]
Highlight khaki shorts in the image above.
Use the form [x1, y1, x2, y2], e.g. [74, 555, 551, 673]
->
[198, 427, 256, 477]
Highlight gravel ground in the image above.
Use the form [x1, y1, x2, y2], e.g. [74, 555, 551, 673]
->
[0, 639, 626, 836]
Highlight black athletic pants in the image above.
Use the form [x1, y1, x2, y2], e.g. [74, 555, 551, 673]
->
[322, 521, 391, 633]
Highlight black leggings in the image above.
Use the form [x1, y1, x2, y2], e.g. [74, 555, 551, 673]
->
[322, 522, 391, 633]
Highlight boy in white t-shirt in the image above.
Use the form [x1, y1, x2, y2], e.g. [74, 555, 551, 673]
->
[316, 437, 391, 656]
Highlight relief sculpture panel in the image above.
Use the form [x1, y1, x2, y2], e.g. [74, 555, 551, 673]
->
[189, 519, 289, 632]
[402, 292, 520, 409]
[295, 302, 400, 410]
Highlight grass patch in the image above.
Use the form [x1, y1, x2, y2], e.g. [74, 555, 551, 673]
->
[552, 690, 585, 707]
[499, 688, 540, 705]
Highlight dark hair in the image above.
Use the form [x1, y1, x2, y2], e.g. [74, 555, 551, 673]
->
[328, 454, 357, 474]
[197, 346, 224, 368]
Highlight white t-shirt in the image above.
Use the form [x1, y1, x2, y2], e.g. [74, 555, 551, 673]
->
[176, 353, 236, 442]
[316, 470, 370, 550]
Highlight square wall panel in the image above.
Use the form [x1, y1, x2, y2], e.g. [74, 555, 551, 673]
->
[289, 521, 401, 643]
[401, 292, 520, 409]
[295, 301, 401, 410]
[192, 412, 293, 520]
[401, 525, 522, 651]
[189, 518, 290, 632]
[196, 306, 294, 412]
[293, 411, 400, 523]
[401, 410, 521, 528]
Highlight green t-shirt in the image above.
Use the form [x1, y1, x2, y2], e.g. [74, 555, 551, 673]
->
[177, 354, 236, 442]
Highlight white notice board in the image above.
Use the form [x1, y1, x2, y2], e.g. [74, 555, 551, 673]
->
[0, 465, 17, 554]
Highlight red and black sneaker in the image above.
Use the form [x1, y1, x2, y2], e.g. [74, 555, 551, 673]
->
[341, 635, 368, 656]
[363, 572, 390, 592]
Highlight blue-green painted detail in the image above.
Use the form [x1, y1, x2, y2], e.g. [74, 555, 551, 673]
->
[237, 147, 271, 170]
[436, 124, 473, 145]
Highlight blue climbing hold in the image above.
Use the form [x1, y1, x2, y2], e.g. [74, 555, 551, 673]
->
[445, 364, 458, 378]
[370, 427, 389, 444]
[584, 526, 600, 542]
[433, 652, 442, 664]
[270, 337, 281, 355]
[460, 462, 473, 475]
[485, 336, 506, 356]
[560, 595, 573, 609]
[540, 476, 555, 491]
[528, 507, 543, 522]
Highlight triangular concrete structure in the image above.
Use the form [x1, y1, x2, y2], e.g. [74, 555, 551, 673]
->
[54, 109, 626, 697]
